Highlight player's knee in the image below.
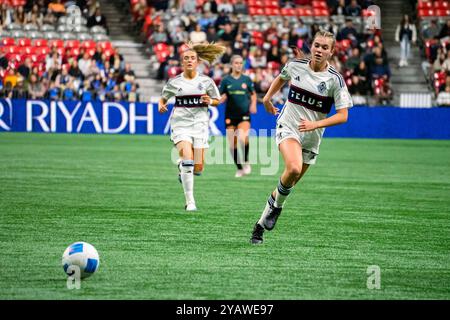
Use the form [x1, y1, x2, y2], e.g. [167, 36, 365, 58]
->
[286, 163, 302, 179]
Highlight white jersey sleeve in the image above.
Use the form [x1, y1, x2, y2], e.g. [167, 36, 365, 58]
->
[161, 79, 178, 101]
[331, 72, 353, 110]
[205, 78, 220, 100]
[279, 62, 292, 81]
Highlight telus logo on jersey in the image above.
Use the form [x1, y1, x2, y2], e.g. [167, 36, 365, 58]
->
[288, 84, 334, 114]
[175, 95, 207, 108]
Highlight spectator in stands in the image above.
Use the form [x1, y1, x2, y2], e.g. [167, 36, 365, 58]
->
[332, 0, 346, 16]
[436, 80, 450, 106]
[371, 56, 391, 80]
[218, 0, 234, 14]
[28, 74, 47, 99]
[249, 48, 267, 69]
[69, 58, 83, 80]
[0, 53, 8, 70]
[26, 4, 44, 27]
[171, 25, 189, 46]
[190, 23, 207, 44]
[345, 0, 362, 17]
[203, 0, 218, 14]
[1, 3, 13, 29]
[149, 24, 169, 45]
[181, 0, 197, 13]
[214, 9, 231, 31]
[441, 51, 450, 73]
[87, 8, 109, 34]
[294, 19, 309, 40]
[345, 47, 361, 71]
[48, 0, 66, 18]
[218, 23, 235, 46]
[338, 18, 359, 46]
[78, 52, 92, 77]
[422, 19, 440, 40]
[438, 19, 450, 41]
[353, 60, 371, 94]
[13, 5, 27, 25]
[395, 14, 416, 67]
[233, 0, 248, 15]
[18, 58, 33, 80]
[206, 24, 218, 43]
[348, 75, 368, 105]
[438, 75, 450, 93]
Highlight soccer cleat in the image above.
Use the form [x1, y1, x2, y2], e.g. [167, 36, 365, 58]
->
[263, 205, 283, 231]
[250, 223, 264, 244]
[235, 169, 245, 178]
[243, 163, 252, 175]
[185, 202, 197, 211]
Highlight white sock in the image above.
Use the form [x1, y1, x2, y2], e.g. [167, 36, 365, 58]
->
[257, 194, 275, 226]
[180, 160, 195, 204]
[274, 179, 293, 208]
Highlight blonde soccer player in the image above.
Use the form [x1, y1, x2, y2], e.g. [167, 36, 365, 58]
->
[250, 31, 353, 244]
[158, 42, 225, 211]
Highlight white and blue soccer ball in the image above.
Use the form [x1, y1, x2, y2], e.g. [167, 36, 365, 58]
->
[62, 242, 100, 279]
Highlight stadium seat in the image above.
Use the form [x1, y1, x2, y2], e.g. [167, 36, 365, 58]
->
[34, 39, 48, 47]
[66, 40, 80, 49]
[49, 39, 65, 48]
[1, 38, 15, 46]
[312, 0, 327, 9]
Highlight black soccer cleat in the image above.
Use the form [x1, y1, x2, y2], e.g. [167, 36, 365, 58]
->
[263, 205, 283, 231]
[250, 223, 265, 244]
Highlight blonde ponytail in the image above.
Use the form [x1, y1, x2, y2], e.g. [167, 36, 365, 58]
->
[184, 41, 226, 65]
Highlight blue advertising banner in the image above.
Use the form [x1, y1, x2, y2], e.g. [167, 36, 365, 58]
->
[0, 99, 449, 139]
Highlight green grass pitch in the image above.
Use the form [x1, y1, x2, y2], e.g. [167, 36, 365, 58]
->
[0, 132, 449, 299]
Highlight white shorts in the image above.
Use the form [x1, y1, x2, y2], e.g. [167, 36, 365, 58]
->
[275, 122, 321, 165]
[170, 125, 209, 149]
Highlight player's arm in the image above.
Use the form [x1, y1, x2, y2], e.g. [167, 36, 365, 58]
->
[159, 80, 177, 113]
[158, 97, 168, 113]
[250, 91, 257, 114]
[203, 79, 221, 107]
[201, 95, 220, 106]
[299, 108, 348, 132]
[262, 75, 287, 115]
[219, 93, 228, 104]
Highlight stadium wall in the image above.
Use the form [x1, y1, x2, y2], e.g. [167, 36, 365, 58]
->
[0, 99, 449, 139]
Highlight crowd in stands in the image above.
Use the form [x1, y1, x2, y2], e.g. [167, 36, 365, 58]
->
[131, 0, 393, 105]
[0, 0, 140, 102]
[417, 0, 450, 107]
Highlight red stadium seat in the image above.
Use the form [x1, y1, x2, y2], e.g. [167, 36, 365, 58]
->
[4, 46, 19, 54]
[281, 7, 296, 16]
[1, 38, 15, 46]
[17, 38, 31, 47]
[436, 8, 450, 16]
[98, 41, 113, 51]
[417, 8, 435, 17]
[313, 8, 329, 16]
[36, 46, 50, 55]
[417, 0, 433, 9]
[81, 40, 96, 49]
[49, 39, 65, 48]
[267, 61, 280, 70]
[312, 0, 327, 9]
[34, 39, 48, 47]
[66, 40, 80, 49]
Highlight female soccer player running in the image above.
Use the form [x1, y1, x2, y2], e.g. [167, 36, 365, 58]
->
[158, 42, 225, 211]
[219, 55, 257, 178]
[250, 31, 353, 244]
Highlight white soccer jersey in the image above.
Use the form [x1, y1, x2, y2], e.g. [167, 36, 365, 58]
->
[276, 58, 353, 154]
[161, 73, 220, 130]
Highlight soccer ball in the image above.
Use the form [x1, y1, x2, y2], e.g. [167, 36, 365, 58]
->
[62, 242, 100, 279]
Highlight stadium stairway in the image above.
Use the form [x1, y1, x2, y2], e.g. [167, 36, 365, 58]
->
[98, 0, 163, 102]
[377, 0, 430, 105]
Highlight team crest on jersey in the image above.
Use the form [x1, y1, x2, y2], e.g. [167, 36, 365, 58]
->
[242, 83, 247, 89]
[198, 83, 204, 91]
[317, 81, 327, 94]
[294, 76, 301, 81]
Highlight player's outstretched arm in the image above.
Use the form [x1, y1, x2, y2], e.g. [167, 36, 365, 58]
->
[262, 75, 286, 115]
[299, 108, 348, 132]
